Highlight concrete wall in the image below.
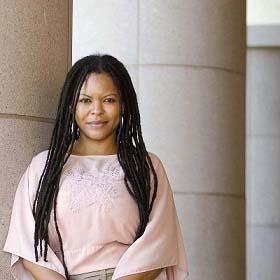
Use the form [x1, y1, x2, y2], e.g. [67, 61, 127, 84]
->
[73, 1, 246, 279]
[247, 0, 280, 25]
[246, 27, 280, 280]
[0, 1, 71, 279]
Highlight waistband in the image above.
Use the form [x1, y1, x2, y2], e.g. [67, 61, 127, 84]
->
[69, 267, 115, 280]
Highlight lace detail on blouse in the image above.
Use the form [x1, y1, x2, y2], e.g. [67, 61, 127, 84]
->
[57, 159, 125, 213]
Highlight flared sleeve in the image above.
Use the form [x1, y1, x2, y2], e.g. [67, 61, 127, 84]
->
[112, 154, 190, 280]
[2, 158, 66, 280]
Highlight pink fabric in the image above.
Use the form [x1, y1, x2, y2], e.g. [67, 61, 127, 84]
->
[2, 150, 189, 279]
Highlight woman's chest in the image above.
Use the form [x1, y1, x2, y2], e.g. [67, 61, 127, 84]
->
[48, 163, 140, 249]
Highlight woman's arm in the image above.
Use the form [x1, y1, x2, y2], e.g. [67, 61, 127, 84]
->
[22, 259, 66, 280]
[120, 268, 163, 280]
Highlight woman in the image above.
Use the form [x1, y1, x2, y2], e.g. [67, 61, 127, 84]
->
[3, 54, 189, 280]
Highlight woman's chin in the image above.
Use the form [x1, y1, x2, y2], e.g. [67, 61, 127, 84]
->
[81, 130, 116, 142]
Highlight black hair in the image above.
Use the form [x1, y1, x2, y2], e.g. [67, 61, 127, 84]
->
[32, 54, 158, 279]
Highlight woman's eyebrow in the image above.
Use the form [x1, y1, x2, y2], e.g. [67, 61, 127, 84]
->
[80, 93, 92, 98]
[79, 93, 118, 98]
[104, 93, 119, 97]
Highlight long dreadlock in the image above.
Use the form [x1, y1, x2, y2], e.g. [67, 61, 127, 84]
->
[32, 54, 158, 279]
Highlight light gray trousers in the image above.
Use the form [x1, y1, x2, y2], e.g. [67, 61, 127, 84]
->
[69, 268, 115, 280]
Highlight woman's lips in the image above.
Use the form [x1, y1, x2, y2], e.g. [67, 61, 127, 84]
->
[87, 121, 108, 128]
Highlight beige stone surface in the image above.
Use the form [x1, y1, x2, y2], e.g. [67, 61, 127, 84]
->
[0, 119, 54, 279]
[139, 66, 245, 195]
[0, 1, 70, 279]
[174, 193, 245, 280]
[139, 0, 246, 73]
[0, 1, 70, 119]
[72, 0, 138, 65]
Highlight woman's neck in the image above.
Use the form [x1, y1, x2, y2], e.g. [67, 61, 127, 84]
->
[71, 140, 117, 156]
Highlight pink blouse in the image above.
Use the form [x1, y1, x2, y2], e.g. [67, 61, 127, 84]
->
[2, 150, 189, 279]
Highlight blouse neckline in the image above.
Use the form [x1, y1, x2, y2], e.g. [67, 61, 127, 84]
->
[69, 153, 118, 158]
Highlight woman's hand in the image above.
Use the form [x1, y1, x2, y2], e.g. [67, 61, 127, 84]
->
[22, 259, 66, 280]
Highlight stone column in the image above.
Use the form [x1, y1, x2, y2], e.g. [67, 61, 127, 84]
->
[138, 2, 246, 280]
[73, 1, 246, 279]
[0, 1, 71, 279]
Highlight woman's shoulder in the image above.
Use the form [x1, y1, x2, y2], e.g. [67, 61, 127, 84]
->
[30, 149, 49, 167]
[32, 149, 49, 159]
[24, 149, 50, 179]
[147, 151, 164, 170]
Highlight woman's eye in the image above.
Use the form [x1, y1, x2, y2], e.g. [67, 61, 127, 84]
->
[80, 98, 91, 103]
[104, 98, 115, 103]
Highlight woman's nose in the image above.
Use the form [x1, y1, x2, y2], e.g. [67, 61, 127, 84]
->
[89, 101, 104, 114]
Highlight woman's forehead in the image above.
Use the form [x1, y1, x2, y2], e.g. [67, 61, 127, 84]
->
[81, 72, 117, 94]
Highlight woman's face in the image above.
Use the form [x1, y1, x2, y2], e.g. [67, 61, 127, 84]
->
[75, 72, 121, 144]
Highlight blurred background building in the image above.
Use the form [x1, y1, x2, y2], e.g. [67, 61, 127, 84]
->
[246, 1, 280, 279]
